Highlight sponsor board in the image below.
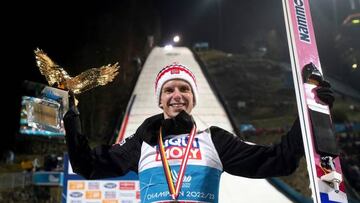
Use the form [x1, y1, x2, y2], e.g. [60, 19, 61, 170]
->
[62, 154, 140, 203]
[65, 181, 139, 201]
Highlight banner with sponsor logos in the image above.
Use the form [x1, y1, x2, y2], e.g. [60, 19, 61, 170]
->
[62, 154, 140, 203]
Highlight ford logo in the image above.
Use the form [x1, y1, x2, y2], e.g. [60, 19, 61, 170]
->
[69, 192, 83, 198]
[104, 183, 117, 189]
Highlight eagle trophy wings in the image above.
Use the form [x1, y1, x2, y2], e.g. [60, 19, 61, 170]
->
[34, 48, 119, 94]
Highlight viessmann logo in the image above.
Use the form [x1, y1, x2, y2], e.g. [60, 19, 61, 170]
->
[156, 137, 202, 160]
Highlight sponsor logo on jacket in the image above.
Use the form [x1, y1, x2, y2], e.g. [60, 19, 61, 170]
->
[172, 170, 192, 188]
[156, 137, 202, 160]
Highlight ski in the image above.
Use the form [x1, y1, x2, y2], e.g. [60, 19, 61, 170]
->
[282, 0, 348, 202]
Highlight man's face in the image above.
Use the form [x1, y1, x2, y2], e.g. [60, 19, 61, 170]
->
[160, 79, 194, 119]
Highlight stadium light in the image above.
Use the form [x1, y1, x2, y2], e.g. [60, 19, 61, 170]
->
[164, 44, 173, 50]
[173, 35, 180, 43]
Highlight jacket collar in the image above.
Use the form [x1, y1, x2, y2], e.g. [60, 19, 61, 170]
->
[138, 111, 195, 145]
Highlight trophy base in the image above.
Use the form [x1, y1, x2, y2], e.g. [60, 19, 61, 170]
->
[19, 83, 69, 137]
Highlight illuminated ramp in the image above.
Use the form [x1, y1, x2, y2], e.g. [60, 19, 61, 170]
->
[117, 46, 294, 202]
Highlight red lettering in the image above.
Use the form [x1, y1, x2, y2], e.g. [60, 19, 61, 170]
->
[156, 147, 201, 160]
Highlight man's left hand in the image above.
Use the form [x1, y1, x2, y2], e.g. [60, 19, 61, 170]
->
[315, 80, 335, 108]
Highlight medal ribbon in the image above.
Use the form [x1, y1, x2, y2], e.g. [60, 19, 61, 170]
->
[158, 124, 197, 200]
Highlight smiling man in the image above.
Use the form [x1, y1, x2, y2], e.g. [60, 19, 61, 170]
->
[155, 64, 197, 118]
[64, 63, 335, 203]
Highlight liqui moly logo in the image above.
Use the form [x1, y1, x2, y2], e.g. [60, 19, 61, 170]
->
[294, 0, 311, 43]
[156, 137, 202, 160]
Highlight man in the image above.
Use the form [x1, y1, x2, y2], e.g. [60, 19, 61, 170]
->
[64, 63, 334, 202]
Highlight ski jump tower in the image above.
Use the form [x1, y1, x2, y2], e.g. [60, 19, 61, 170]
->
[116, 46, 294, 202]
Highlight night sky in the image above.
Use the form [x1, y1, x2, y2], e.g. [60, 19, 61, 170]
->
[4, 0, 359, 150]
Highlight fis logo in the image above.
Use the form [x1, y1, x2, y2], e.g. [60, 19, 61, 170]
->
[156, 137, 202, 160]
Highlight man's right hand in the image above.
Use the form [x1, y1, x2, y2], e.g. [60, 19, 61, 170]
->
[68, 91, 80, 115]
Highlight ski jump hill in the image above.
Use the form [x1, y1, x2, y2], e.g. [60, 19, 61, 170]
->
[117, 46, 301, 202]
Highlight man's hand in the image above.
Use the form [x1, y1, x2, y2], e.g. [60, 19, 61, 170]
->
[68, 91, 80, 115]
[315, 80, 335, 108]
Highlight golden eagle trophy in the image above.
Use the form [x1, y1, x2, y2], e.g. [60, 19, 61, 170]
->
[34, 48, 119, 94]
[20, 48, 119, 136]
